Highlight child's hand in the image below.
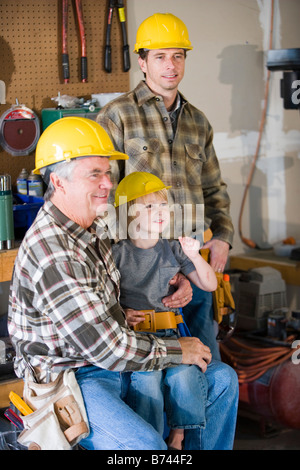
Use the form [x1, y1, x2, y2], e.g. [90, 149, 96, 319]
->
[178, 236, 201, 260]
[124, 308, 146, 327]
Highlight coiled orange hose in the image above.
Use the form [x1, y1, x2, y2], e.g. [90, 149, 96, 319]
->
[220, 335, 299, 383]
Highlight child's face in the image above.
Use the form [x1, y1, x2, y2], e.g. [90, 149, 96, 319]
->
[130, 192, 170, 238]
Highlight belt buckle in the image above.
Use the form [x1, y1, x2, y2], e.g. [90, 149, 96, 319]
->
[133, 310, 157, 333]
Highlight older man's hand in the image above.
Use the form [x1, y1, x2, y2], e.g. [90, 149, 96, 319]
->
[178, 337, 212, 372]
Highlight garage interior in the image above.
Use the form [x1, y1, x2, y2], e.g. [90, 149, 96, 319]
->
[0, 0, 299, 451]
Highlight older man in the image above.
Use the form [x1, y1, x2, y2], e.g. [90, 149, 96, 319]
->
[8, 117, 238, 450]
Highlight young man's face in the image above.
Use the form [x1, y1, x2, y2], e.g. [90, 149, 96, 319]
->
[138, 48, 186, 97]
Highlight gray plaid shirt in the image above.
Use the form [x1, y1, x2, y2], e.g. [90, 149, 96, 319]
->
[8, 201, 181, 378]
[97, 80, 234, 244]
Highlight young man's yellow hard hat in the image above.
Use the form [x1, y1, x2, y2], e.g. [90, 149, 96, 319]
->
[134, 13, 193, 53]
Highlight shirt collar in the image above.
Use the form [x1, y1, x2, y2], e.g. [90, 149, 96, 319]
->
[135, 80, 156, 106]
[169, 93, 181, 113]
[135, 80, 187, 108]
[43, 201, 108, 247]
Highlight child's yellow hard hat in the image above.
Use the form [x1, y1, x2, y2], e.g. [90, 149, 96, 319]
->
[115, 171, 171, 207]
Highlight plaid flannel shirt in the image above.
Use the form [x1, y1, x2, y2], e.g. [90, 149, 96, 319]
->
[8, 201, 181, 378]
[97, 80, 234, 244]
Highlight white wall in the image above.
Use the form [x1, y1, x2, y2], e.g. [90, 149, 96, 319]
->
[126, 0, 300, 257]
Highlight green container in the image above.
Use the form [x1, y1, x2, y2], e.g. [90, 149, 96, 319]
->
[0, 175, 14, 249]
[41, 107, 101, 131]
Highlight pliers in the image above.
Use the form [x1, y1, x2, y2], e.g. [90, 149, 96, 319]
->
[104, 0, 130, 73]
[62, 0, 87, 83]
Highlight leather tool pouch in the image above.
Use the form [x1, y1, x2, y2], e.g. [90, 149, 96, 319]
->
[17, 369, 89, 450]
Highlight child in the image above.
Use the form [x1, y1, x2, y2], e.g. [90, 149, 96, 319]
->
[112, 172, 217, 450]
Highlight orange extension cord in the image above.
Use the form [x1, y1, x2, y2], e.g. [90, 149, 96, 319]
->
[220, 335, 299, 384]
[238, 0, 274, 249]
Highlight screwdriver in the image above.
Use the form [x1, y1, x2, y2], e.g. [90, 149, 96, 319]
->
[4, 408, 24, 430]
[9, 391, 33, 416]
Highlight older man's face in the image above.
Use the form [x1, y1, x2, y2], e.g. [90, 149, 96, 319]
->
[62, 156, 113, 228]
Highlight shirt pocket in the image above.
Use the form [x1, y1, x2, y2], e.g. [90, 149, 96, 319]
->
[124, 137, 164, 177]
[185, 143, 206, 185]
[159, 266, 180, 300]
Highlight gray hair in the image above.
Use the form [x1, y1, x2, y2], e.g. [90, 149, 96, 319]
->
[40, 159, 79, 201]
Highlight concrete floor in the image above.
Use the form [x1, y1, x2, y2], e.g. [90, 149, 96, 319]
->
[234, 413, 300, 450]
[2, 405, 300, 451]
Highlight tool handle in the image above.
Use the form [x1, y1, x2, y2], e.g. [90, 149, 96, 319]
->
[105, 45, 112, 73]
[81, 56, 87, 82]
[178, 308, 192, 337]
[62, 0, 69, 83]
[9, 391, 33, 416]
[119, 13, 130, 72]
[62, 53, 70, 83]
[122, 44, 130, 72]
[4, 408, 24, 430]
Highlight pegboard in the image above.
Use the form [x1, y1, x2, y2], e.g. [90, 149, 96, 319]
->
[0, 0, 130, 187]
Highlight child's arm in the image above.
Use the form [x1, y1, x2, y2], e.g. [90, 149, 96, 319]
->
[178, 237, 218, 292]
[124, 309, 146, 327]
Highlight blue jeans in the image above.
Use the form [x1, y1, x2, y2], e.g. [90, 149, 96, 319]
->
[183, 283, 221, 360]
[75, 366, 167, 450]
[76, 360, 238, 450]
[185, 360, 239, 450]
[127, 365, 208, 434]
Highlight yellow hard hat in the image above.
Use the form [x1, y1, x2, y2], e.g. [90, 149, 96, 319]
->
[134, 13, 193, 53]
[34, 116, 128, 174]
[115, 172, 171, 207]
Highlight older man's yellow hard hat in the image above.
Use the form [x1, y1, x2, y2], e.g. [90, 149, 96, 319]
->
[34, 116, 128, 174]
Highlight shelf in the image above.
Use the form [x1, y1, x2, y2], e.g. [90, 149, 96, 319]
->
[230, 251, 300, 286]
[0, 248, 19, 283]
[0, 377, 23, 409]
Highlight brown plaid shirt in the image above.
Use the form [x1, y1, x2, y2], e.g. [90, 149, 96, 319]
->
[97, 80, 234, 245]
[8, 201, 181, 378]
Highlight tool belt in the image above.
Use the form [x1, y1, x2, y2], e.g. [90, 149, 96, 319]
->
[133, 310, 184, 333]
[17, 368, 89, 450]
[201, 247, 235, 324]
[213, 272, 235, 324]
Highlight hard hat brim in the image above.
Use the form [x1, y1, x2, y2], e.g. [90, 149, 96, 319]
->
[33, 152, 128, 175]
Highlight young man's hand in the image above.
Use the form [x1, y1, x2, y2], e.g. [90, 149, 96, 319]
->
[162, 273, 193, 308]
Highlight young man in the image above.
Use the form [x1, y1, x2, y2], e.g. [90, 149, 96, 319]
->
[97, 13, 234, 360]
[8, 117, 238, 450]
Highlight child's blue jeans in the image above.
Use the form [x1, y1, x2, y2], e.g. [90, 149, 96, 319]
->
[127, 364, 208, 434]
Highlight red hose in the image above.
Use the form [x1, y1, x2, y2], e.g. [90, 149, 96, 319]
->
[238, 0, 274, 249]
[75, 0, 87, 82]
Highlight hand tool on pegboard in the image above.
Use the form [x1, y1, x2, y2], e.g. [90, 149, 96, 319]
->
[104, 0, 130, 73]
[62, 0, 70, 83]
[62, 0, 87, 83]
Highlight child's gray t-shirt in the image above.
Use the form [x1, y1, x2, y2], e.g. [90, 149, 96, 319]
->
[112, 239, 195, 312]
